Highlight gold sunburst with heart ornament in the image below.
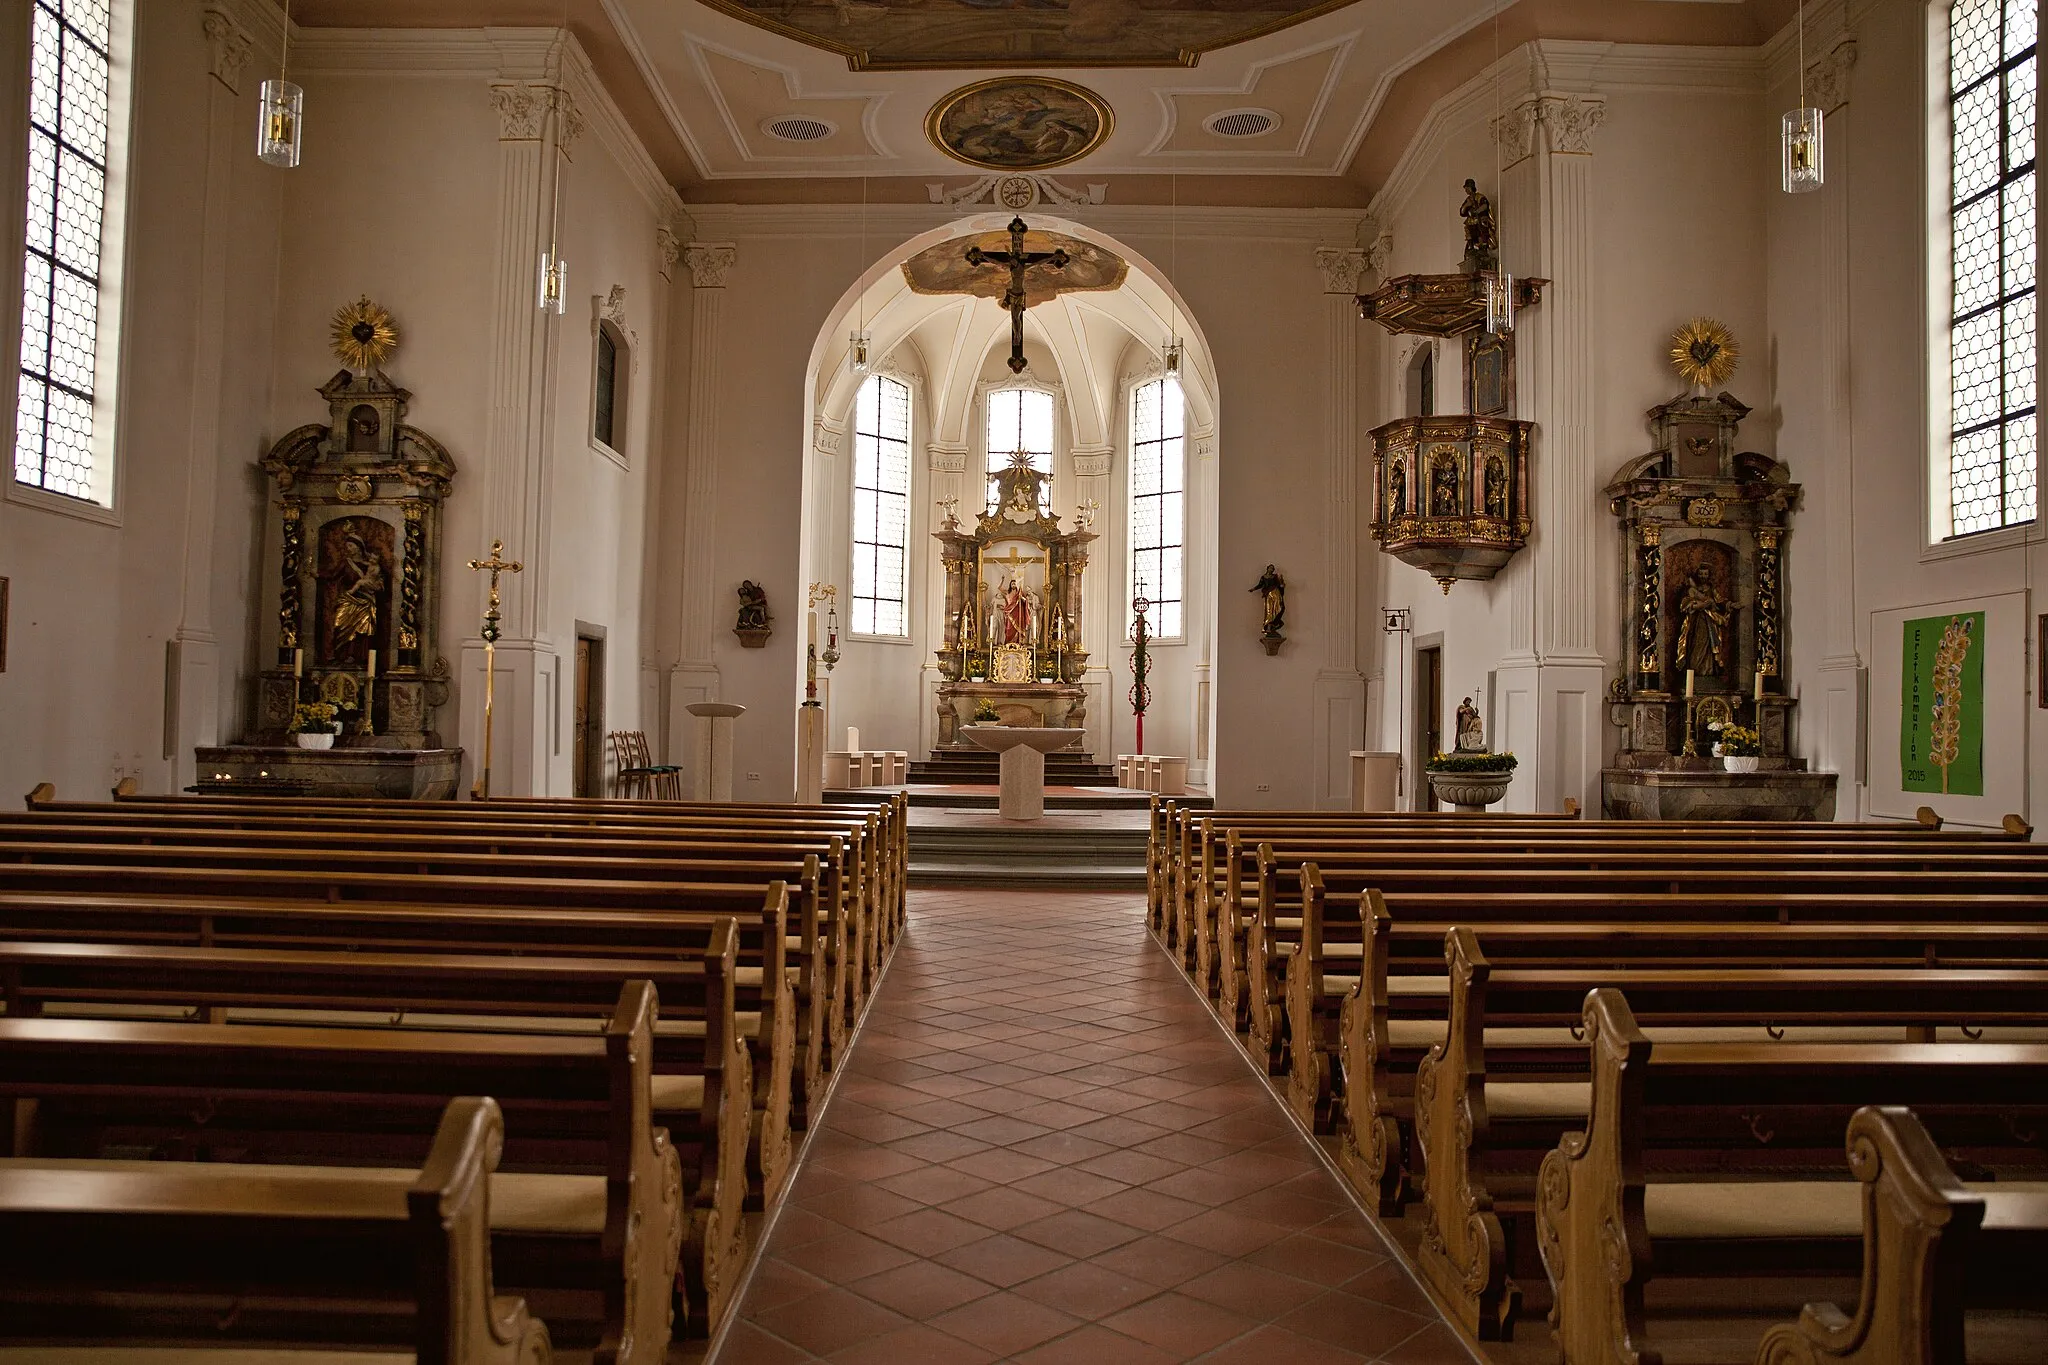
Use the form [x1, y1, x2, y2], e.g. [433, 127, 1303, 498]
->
[1669, 317, 1739, 390]
[330, 296, 400, 373]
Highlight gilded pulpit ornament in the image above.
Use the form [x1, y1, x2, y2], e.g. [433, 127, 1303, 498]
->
[1360, 184, 1542, 592]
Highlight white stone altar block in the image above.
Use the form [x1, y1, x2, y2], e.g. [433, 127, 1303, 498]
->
[686, 702, 746, 802]
[962, 725, 1083, 821]
[797, 704, 827, 804]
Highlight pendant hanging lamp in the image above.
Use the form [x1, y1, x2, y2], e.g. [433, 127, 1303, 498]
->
[1483, 1, 1514, 335]
[536, 0, 571, 312]
[1782, 0, 1824, 193]
[1163, 174, 1183, 373]
[850, 177, 871, 373]
[256, 0, 302, 167]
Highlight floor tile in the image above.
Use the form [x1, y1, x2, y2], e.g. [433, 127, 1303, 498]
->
[711, 889, 1467, 1365]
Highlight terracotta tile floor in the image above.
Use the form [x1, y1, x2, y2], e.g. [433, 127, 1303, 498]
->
[712, 889, 1476, 1364]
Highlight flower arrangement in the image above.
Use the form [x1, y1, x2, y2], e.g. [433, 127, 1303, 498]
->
[1426, 750, 1518, 774]
[972, 700, 1002, 724]
[292, 701, 339, 735]
[1717, 724, 1761, 757]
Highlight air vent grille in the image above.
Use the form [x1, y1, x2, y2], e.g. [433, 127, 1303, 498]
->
[764, 116, 836, 143]
[1206, 109, 1279, 139]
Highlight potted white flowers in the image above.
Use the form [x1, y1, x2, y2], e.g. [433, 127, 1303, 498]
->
[293, 701, 340, 750]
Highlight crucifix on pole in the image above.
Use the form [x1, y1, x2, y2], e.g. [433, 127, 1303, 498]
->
[967, 217, 1068, 375]
[467, 538, 524, 799]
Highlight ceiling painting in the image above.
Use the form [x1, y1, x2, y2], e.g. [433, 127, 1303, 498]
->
[692, 0, 1366, 71]
[926, 78, 1113, 171]
[901, 229, 1128, 306]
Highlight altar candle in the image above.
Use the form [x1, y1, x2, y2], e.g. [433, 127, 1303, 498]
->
[1684, 669, 1694, 698]
[1754, 669, 1764, 703]
[367, 649, 377, 679]
[293, 648, 303, 679]
[808, 609, 817, 653]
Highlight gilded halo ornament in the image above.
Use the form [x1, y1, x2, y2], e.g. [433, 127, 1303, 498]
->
[330, 296, 400, 373]
[1669, 317, 1739, 389]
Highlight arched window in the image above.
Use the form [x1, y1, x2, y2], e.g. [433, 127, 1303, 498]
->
[1946, 0, 2037, 537]
[851, 373, 911, 637]
[592, 323, 625, 454]
[1130, 376, 1184, 639]
[985, 387, 1054, 512]
[13, 0, 121, 506]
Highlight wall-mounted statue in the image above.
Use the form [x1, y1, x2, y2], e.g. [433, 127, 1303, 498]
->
[734, 581, 772, 647]
[1252, 564, 1286, 655]
[1459, 178, 1497, 274]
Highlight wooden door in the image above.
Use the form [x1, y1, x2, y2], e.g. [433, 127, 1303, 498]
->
[1417, 645, 1443, 811]
[573, 636, 601, 798]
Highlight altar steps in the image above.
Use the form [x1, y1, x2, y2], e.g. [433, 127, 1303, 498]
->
[908, 753, 1117, 786]
[907, 821, 1149, 890]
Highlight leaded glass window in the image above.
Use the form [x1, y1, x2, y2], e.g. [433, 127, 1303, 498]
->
[13, 0, 113, 502]
[1949, 0, 2038, 536]
[1130, 377, 1184, 639]
[594, 327, 619, 450]
[985, 387, 1054, 513]
[852, 374, 911, 637]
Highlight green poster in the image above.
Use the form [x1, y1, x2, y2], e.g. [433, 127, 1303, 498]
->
[1899, 611, 1985, 796]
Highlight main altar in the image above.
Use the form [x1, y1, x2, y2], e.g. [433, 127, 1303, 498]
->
[928, 453, 1097, 755]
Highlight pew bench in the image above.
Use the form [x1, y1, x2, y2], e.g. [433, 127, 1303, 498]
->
[0, 879, 800, 1207]
[0, 982, 683, 1358]
[1541, 991, 2048, 1365]
[0, 1096, 551, 1363]
[0, 935, 752, 1330]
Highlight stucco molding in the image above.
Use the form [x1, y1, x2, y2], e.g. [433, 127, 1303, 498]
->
[1807, 39, 1859, 113]
[683, 243, 738, 289]
[813, 414, 848, 458]
[686, 202, 1372, 244]
[1070, 444, 1113, 477]
[1315, 246, 1368, 295]
[201, 10, 254, 94]
[927, 443, 969, 473]
[656, 223, 682, 282]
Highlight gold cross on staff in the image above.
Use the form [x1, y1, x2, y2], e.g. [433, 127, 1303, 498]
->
[468, 539, 524, 643]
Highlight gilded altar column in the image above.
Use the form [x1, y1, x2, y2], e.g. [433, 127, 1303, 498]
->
[1489, 66, 1609, 814]
[1313, 246, 1370, 808]
[462, 31, 582, 795]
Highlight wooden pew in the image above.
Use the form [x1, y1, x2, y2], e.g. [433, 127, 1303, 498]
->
[0, 1095, 551, 1362]
[0, 874, 801, 1206]
[0, 934, 751, 1331]
[1540, 991, 2048, 1365]
[1244, 848, 2048, 1073]
[0, 810, 861, 1085]
[1401, 931, 2048, 1338]
[1753, 1106, 2048, 1365]
[0, 984, 681, 1359]
[1298, 879, 2048, 1214]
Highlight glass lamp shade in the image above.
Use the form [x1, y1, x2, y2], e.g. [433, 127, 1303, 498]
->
[1485, 271, 1516, 335]
[848, 332, 870, 374]
[1782, 107, 1824, 193]
[257, 79, 304, 168]
[1163, 338, 1183, 375]
[537, 251, 567, 314]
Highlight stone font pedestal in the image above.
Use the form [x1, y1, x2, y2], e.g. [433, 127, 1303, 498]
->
[963, 726, 1084, 821]
[687, 702, 746, 802]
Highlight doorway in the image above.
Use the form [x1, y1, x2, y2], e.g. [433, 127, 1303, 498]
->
[1415, 644, 1443, 811]
[573, 626, 605, 798]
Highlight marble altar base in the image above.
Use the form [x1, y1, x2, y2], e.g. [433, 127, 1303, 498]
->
[194, 746, 463, 800]
[1601, 767, 1838, 822]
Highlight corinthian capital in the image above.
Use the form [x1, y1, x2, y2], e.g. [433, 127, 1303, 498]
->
[684, 243, 738, 289]
[490, 82, 582, 153]
[1540, 94, 1606, 155]
[1315, 246, 1368, 295]
[1808, 39, 1858, 114]
[202, 10, 253, 93]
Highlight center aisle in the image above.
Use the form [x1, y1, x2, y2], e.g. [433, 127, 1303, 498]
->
[712, 889, 1473, 1364]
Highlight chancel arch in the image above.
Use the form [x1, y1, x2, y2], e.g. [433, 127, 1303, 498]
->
[798, 215, 1219, 785]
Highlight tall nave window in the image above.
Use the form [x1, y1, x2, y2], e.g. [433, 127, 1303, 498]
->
[1948, 0, 2038, 536]
[985, 387, 1054, 513]
[13, 0, 114, 503]
[1130, 376, 1184, 639]
[851, 373, 911, 637]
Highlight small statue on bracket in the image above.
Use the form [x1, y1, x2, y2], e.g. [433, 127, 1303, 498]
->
[734, 580, 772, 648]
[1459, 178, 1498, 274]
[1252, 564, 1286, 655]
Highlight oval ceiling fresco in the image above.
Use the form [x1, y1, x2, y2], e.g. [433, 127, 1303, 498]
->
[926, 78, 1112, 172]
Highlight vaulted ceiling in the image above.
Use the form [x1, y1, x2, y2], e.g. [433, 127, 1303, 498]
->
[292, 0, 1804, 195]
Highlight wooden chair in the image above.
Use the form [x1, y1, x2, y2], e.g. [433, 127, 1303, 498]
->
[609, 730, 658, 799]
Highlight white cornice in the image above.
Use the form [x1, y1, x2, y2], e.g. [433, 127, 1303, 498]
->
[685, 202, 1370, 243]
[214, 0, 286, 64]
[1369, 38, 1762, 223]
[1761, 0, 1855, 90]
[292, 27, 682, 222]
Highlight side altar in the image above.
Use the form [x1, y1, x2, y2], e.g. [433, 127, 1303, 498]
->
[1599, 327, 1835, 820]
[928, 454, 1097, 756]
[194, 299, 461, 799]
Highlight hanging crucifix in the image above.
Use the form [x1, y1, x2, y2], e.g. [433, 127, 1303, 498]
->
[967, 217, 1068, 375]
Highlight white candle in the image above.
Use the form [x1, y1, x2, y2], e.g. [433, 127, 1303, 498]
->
[367, 649, 377, 679]
[1753, 669, 1764, 703]
[807, 609, 818, 652]
[293, 648, 303, 678]
[1684, 669, 1694, 698]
